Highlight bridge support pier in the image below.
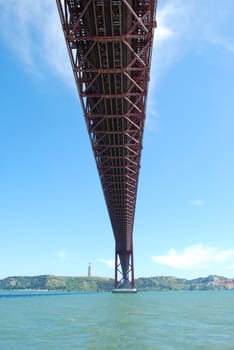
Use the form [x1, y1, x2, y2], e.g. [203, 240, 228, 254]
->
[113, 248, 137, 293]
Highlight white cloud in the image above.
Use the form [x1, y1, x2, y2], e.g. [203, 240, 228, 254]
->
[0, 0, 177, 87]
[150, 0, 234, 90]
[98, 259, 115, 269]
[1, 0, 233, 90]
[1, 0, 234, 132]
[211, 37, 234, 55]
[155, 26, 173, 42]
[57, 250, 67, 262]
[226, 264, 234, 270]
[147, 1, 197, 130]
[152, 244, 234, 270]
[190, 200, 206, 206]
[0, 0, 73, 86]
[145, 100, 160, 131]
[151, 1, 194, 89]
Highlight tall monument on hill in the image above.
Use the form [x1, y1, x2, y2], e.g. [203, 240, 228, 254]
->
[88, 263, 91, 277]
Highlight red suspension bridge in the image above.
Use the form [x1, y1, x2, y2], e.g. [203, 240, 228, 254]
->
[57, 0, 157, 291]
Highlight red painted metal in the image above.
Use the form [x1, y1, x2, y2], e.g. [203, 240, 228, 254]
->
[57, 0, 157, 289]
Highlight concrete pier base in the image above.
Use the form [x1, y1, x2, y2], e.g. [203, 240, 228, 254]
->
[112, 288, 137, 294]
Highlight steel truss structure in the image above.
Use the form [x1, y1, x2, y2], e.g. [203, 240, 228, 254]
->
[57, 0, 157, 288]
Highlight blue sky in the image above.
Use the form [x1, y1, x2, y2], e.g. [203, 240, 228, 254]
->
[0, 0, 234, 279]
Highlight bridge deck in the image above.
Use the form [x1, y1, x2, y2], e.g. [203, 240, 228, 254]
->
[57, 0, 157, 287]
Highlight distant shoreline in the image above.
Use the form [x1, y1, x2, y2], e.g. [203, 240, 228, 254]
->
[1, 275, 234, 292]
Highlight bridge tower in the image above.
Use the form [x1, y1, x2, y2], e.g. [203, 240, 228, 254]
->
[57, 0, 157, 290]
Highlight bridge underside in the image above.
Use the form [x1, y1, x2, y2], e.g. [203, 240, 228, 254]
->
[57, 0, 156, 288]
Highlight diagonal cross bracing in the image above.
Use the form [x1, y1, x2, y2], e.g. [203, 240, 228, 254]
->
[57, 0, 157, 288]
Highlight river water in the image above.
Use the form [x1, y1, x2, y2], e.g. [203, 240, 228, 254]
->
[0, 290, 233, 349]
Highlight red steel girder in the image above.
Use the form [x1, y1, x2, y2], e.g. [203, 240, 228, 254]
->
[57, 0, 157, 289]
[115, 249, 135, 288]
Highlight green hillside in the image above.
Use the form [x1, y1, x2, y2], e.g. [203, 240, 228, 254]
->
[0, 275, 113, 292]
[0, 275, 232, 292]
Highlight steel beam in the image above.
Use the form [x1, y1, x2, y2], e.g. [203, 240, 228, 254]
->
[57, 0, 157, 289]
